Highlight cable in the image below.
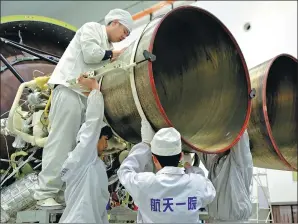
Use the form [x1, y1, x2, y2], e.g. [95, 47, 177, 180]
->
[0, 110, 10, 118]
[1, 134, 10, 162]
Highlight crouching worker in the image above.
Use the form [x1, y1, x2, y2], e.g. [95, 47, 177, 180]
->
[59, 76, 113, 223]
[117, 119, 216, 223]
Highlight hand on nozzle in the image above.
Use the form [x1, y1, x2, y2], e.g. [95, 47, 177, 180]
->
[77, 75, 99, 91]
[111, 48, 127, 62]
[141, 118, 155, 145]
[184, 162, 191, 169]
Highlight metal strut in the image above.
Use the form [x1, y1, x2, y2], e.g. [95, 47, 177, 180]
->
[0, 37, 59, 65]
[0, 54, 25, 83]
[0, 37, 61, 59]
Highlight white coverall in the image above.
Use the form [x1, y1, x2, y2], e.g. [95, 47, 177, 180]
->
[34, 22, 113, 201]
[197, 130, 253, 222]
[117, 143, 216, 223]
[59, 89, 109, 223]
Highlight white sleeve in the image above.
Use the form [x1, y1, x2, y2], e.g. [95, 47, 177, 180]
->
[79, 22, 106, 64]
[185, 167, 215, 208]
[117, 143, 154, 202]
[102, 210, 109, 224]
[230, 130, 253, 168]
[198, 176, 216, 208]
[229, 130, 253, 193]
[197, 152, 218, 172]
[62, 89, 104, 176]
[185, 166, 206, 177]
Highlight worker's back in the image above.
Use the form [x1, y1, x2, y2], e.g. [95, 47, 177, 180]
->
[118, 142, 216, 224]
[135, 168, 214, 223]
[60, 157, 109, 223]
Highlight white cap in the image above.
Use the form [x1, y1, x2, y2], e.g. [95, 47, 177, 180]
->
[151, 127, 182, 156]
[105, 9, 133, 33]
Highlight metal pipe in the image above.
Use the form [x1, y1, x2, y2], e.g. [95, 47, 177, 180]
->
[100, 6, 252, 153]
[248, 54, 297, 171]
[0, 37, 61, 59]
[0, 37, 58, 65]
[0, 54, 25, 83]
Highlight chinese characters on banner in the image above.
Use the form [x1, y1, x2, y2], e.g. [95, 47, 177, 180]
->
[150, 197, 197, 212]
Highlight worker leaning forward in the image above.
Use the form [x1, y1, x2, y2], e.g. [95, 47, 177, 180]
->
[58, 76, 113, 223]
[117, 119, 216, 223]
[197, 130, 253, 223]
[33, 9, 133, 209]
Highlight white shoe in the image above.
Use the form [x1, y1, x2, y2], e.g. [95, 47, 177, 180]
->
[36, 198, 64, 210]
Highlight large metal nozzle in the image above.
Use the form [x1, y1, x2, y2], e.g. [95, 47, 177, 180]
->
[248, 54, 298, 171]
[101, 6, 252, 153]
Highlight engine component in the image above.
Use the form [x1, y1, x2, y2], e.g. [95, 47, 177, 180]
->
[0, 9, 294, 174]
[1, 118, 10, 136]
[32, 110, 48, 137]
[0, 173, 38, 221]
[27, 91, 42, 106]
[6, 79, 48, 148]
[248, 54, 297, 171]
[0, 17, 74, 164]
[100, 6, 252, 153]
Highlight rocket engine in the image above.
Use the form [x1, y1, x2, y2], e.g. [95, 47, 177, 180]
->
[0, 5, 297, 222]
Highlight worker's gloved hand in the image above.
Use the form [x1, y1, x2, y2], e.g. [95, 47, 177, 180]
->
[141, 118, 155, 145]
[77, 75, 99, 91]
[111, 48, 127, 62]
[184, 162, 191, 169]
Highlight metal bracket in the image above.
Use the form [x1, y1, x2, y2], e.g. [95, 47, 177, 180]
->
[249, 88, 256, 99]
[93, 50, 156, 78]
[136, 50, 156, 65]
[67, 50, 156, 86]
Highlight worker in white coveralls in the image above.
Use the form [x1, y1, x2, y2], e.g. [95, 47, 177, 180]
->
[34, 9, 133, 209]
[195, 130, 253, 222]
[58, 76, 113, 223]
[117, 121, 216, 223]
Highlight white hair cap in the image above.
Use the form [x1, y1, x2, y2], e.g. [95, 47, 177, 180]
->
[151, 127, 182, 156]
[105, 8, 133, 33]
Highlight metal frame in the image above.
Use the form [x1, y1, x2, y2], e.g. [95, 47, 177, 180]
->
[0, 54, 25, 83]
[16, 209, 64, 223]
[0, 37, 59, 64]
[249, 168, 274, 223]
[1, 37, 62, 59]
[0, 37, 59, 83]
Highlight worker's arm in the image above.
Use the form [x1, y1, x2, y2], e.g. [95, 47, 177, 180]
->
[102, 210, 109, 224]
[117, 118, 155, 202]
[61, 85, 104, 180]
[229, 130, 253, 192]
[196, 174, 216, 208]
[184, 163, 216, 207]
[79, 22, 111, 64]
[117, 143, 154, 202]
[230, 130, 253, 167]
[184, 165, 206, 177]
[196, 152, 218, 172]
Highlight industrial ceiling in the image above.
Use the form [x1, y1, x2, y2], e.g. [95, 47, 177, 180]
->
[0, 1, 160, 28]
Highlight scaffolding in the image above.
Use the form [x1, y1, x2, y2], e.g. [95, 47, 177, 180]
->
[249, 168, 274, 223]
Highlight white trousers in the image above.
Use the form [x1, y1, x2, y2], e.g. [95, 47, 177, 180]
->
[34, 85, 87, 201]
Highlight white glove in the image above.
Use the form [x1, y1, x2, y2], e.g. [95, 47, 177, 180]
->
[141, 118, 155, 145]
